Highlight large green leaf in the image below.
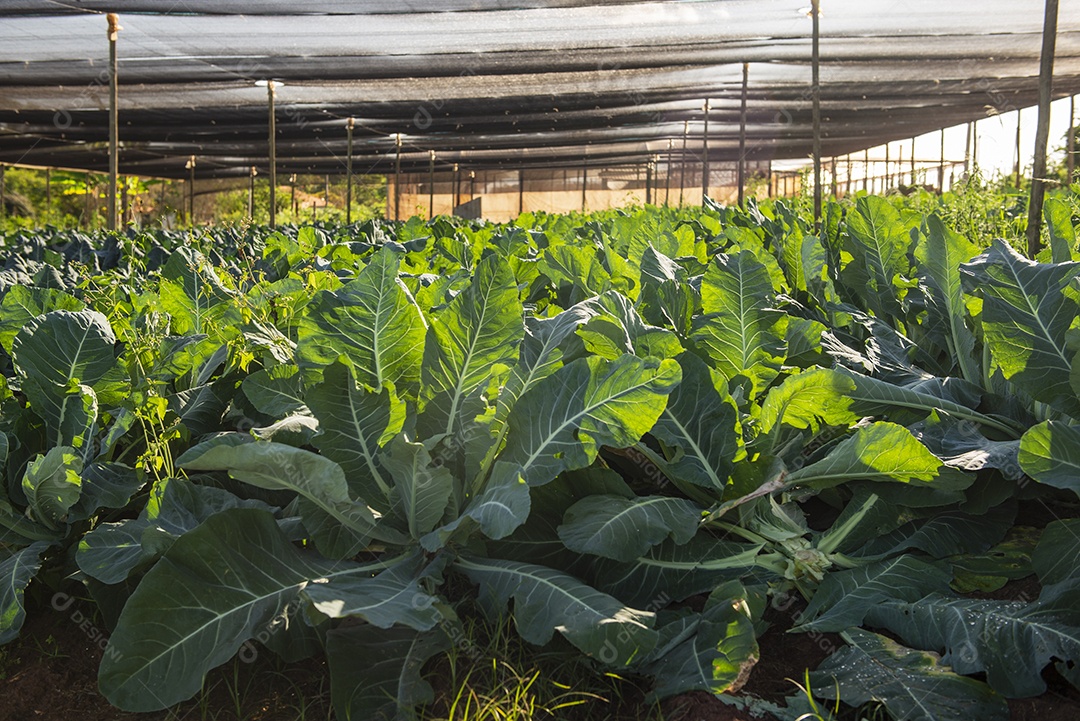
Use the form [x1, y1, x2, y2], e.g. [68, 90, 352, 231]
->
[785, 422, 967, 491]
[21, 446, 82, 530]
[158, 247, 237, 336]
[866, 588, 1080, 698]
[1018, 420, 1080, 499]
[177, 438, 388, 549]
[162, 246, 235, 306]
[69, 461, 143, 521]
[540, 243, 613, 302]
[843, 195, 911, 320]
[0, 542, 51, 644]
[99, 509, 420, 711]
[797, 555, 952, 633]
[838, 369, 1021, 437]
[297, 246, 427, 396]
[916, 215, 980, 383]
[846, 505, 1014, 561]
[643, 582, 758, 700]
[757, 367, 858, 437]
[0, 286, 84, 354]
[591, 536, 763, 609]
[961, 240, 1080, 417]
[558, 495, 701, 562]
[308, 361, 403, 507]
[478, 300, 600, 476]
[811, 629, 1008, 721]
[691, 250, 787, 397]
[1044, 197, 1077, 263]
[423, 462, 530, 551]
[639, 245, 696, 337]
[500, 354, 681, 486]
[417, 253, 524, 438]
[22, 379, 98, 451]
[76, 479, 275, 584]
[382, 435, 454, 539]
[11, 309, 117, 388]
[302, 553, 442, 630]
[326, 624, 450, 721]
[576, 291, 683, 361]
[455, 555, 657, 666]
[648, 352, 740, 491]
[241, 365, 307, 418]
[802, 232, 840, 312]
[1032, 518, 1080, 584]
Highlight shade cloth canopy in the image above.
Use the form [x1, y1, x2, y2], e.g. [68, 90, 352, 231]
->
[1, 0, 1078, 178]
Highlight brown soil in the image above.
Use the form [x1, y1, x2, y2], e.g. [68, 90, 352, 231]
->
[663, 691, 770, 721]
[1007, 671, 1080, 721]
[660, 600, 842, 721]
[0, 600, 332, 721]
[6, 588, 1080, 721]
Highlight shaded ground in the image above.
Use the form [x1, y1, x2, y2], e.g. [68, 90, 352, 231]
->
[5, 588, 1080, 721]
[0, 600, 333, 721]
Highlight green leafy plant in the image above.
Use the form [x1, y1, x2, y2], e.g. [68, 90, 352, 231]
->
[3, 188, 1080, 721]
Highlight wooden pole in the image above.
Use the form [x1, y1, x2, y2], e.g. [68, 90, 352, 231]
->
[738, 61, 749, 209]
[428, 149, 436, 220]
[518, 168, 524, 216]
[938, 128, 946, 194]
[972, 122, 979, 170]
[964, 122, 973, 176]
[884, 142, 890, 191]
[679, 120, 689, 206]
[120, 175, 128, 226]
[845, 154, 852, 197]
[1014, 108, 1023, 189]
[910, 138, 917, 186]
[1026, 0, 1059, 257]
[646, 159, 654, 205]
[830, 157, 837, 199]
[0, 165, 5, 220]
[268, 80, 277, 228]
[45, 168, 51, 225]
[665, 139, 673, 206]
[107, 13, 120, 231]
[346, 117, 354, 224]
[701, 99, 710, 202]
[863, 149, 869, 192]
[290, 174, 296, 217]
[453, 163, 460, 210]
[186, 155, 195, 226]
[811, 0, 822, 229]
[581, 158, 587, 213]
[1067, 95, 1075, 184]
[248, 166, 256, 219]
[394, 133, 402, 221]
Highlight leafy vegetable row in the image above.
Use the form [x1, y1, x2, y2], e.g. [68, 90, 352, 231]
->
[1, 193, 1079, 721]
